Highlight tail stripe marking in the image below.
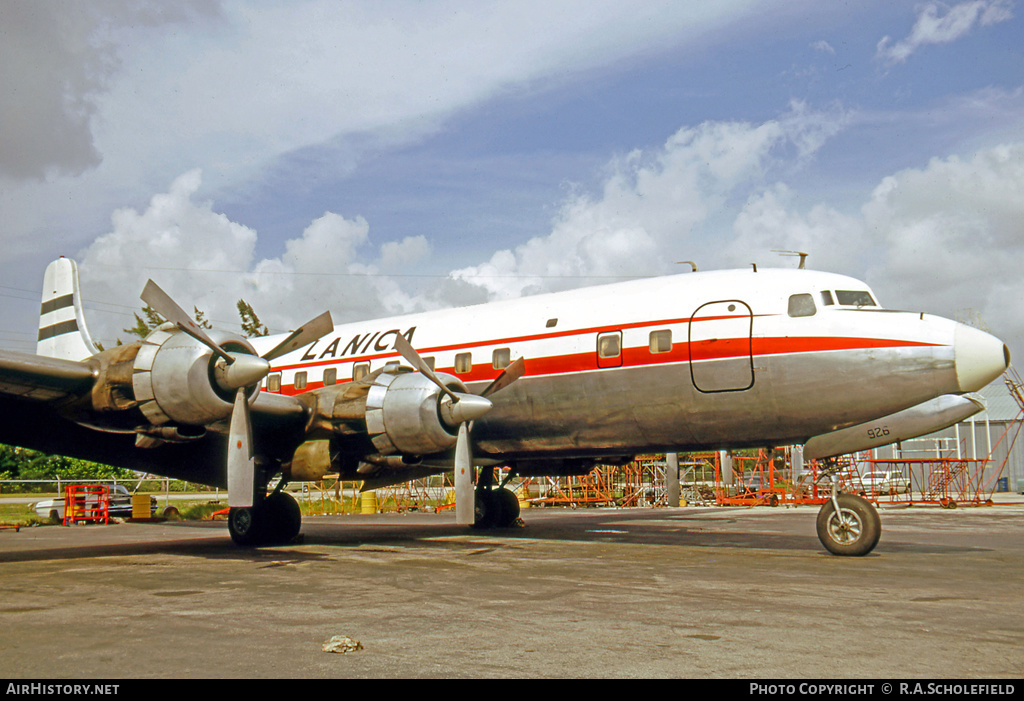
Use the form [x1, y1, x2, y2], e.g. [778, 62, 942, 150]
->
[38, 320, 80, 341]
[40, 294, 75, 315]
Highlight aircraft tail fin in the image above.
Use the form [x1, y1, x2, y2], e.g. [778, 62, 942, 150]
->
[37, 258, 99, 361]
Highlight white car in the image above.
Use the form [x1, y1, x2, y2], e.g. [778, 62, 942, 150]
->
[33, 484, 156, 522]
[857, 471, 911, 495]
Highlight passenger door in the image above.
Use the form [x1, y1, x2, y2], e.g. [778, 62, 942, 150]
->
[688, 300, 753, 392]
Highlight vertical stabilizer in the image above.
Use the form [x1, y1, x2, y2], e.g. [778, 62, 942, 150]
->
[37, 258, 99, 361]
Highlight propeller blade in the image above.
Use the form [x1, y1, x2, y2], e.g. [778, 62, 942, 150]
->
[141, 280, 233, 364]
[227, 387, 255, 508]
[454, 422, 475, 525]
[481, 357, 526, 398]
[392, 333, 460, 404]
[261, 311, 334, 361]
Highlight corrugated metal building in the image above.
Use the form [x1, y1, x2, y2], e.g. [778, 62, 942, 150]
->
[873, 379, 1024, 493]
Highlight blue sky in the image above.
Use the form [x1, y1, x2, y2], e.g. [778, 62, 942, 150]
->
[1, 0, 1022, 355]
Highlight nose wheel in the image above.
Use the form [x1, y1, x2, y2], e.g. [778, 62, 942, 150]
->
[816, 492, 881, 556]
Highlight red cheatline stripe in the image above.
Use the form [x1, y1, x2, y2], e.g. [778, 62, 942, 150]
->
[269, 335, 942, 396]
[268, 313, 773, 373]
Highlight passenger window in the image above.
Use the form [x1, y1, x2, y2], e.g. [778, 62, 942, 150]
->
[649, 330, 672, 354]
[788, 293, 816, 318]
[836, 290, 876, 307]
[267, 373, 282, 392]
[384, 361, 400, 372]
[820, 291, 834, 306]
[423, 356, 436, 371]
[492, 348, 511, 369]
[598, 332, 622, 359]
[455, 353, 472, 374]
[323, 368, 337, 385]
[294, 371, 307, 390]
[353, 363, 370, 381]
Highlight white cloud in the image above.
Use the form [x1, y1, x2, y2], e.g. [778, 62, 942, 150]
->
[450, 102, 847, 299]
[876, 0, 1014, 64]
[76, 170, 439, 342]
[811, 40, 835, 55]
[862, 143, 1024, 321]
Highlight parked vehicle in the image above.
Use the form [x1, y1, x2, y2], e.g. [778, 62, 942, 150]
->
[857, 471, 911, 495]
[32, 484, 157, 522]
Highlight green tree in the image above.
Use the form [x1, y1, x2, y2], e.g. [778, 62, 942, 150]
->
[123, 305, 166, 338]
[237, 299, 269, 337]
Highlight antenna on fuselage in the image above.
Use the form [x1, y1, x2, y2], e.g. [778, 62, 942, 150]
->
[676, 261, 698, 272]
[773, 250, 809, 269]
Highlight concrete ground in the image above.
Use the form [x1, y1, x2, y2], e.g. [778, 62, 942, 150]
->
[1, 500, 1022, 679]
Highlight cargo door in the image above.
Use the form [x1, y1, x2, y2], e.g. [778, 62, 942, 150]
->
[688, 300, 753, 392]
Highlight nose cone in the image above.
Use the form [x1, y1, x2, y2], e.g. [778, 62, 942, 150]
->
[439, 393, 493, 427]
[215, 353, 271, 391]
[954, 324, 1010, 392]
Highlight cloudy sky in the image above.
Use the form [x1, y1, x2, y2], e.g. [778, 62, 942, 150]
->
[1, 0, 1022, 358]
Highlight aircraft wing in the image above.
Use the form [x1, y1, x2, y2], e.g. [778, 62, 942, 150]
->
[0, 349, 95, 401]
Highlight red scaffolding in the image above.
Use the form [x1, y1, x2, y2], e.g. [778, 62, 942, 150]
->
[63, 484, 110, 525]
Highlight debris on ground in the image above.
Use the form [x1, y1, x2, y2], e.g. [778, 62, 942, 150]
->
[322, 635, 364, 654]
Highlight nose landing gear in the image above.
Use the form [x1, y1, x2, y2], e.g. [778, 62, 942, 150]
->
[816, 463, 881, 556]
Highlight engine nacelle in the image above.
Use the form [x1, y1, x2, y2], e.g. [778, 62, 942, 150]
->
[364, 370, 468, 456]
[132, 324, 261, 426]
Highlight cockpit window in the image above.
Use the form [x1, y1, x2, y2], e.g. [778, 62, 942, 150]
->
[820, 291, 834, 306]
[788, 293, 816, 318]
[835, 290, 876, 308]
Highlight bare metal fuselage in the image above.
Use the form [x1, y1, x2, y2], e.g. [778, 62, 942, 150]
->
[257, 268, 1006, 466]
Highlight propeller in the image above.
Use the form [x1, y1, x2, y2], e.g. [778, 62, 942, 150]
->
[141, 279, 334, 508]
[392, 334, 524, 525]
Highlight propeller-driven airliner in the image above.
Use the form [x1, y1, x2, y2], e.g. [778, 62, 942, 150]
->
[0, 258, 1009, 555]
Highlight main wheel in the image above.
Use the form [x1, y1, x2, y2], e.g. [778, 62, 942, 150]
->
[472, 489, 497, 529]
[493, 487, 521, 527]
[262, 491, 302, 544]
[816, 493, 881, 556]
[228, 506, 264, 546]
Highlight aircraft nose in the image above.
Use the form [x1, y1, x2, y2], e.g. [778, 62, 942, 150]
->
[954, 323, 1010, 393]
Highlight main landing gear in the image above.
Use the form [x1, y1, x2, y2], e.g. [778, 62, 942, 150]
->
[228, 489, 302, 547]
[473, 486, 521, 529]
[471, 466, 522, 529]
[815, 461, 881, 556]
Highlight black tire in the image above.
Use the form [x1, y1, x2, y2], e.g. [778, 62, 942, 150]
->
[493, 487, 521, 527]
[262, 491, 302, 544]
[816, 493, 881, 556]
[228, 506, 263, 546]
[472, 489, 497, 529]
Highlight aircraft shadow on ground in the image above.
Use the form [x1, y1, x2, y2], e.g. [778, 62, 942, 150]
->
[0, 508, 987, 563]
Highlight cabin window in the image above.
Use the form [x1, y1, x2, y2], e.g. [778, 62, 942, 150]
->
[353, 363, 370, 381]
[267, 373, 282, 392]
[492, 347, 511, 369]
[649, 330, 672, 354]
[422, 356, 436, 371]
[323, 368, 337, 385]
[546, 318, 558, 328]
[384, 361, 400, 373]
[597, 332, 622, 359]
[836, 290, 876, 307]
[820, 291, 834, 306]
[788, 293, 816, 318]
[455, 352, 472, 374]
[294, 371, 307, 390]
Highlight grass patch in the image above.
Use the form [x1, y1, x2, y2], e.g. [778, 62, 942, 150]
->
[0, 502, 51, 528]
